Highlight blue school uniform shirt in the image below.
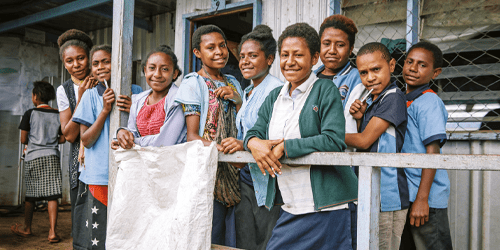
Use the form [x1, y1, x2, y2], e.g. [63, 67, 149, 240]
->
[402, 84, 450, 209]
[236, 74, 283, 196]
[314, 62, 362, 109]
[359, 81, 409, 212]
[72, 83, 110, 185]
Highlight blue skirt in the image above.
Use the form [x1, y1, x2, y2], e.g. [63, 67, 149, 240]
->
[266, 206, 356, 250]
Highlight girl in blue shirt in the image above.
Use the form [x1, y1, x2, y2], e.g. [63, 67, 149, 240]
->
[219, 25, 283, 250]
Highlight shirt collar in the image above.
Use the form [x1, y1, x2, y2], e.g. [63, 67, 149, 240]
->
[281, 71, 318, 98]
[317, 62, 353, 77]
[405, 84, 431, 102]
[371, 81, 398, 104]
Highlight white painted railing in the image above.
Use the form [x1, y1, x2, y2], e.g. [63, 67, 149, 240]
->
[218, 151, 500, 250]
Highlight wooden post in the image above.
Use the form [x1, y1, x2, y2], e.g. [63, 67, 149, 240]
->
[357, 166, 381, 250]
[108, 0, 134, 212]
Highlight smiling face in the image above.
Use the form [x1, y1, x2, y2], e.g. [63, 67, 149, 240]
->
[63, 45, 89, 80]
[144, 52, 179, 94]
[194, 32, 228, 71]
[356, 51, 395, 100]
[320, 28, 353, 76]
[91, 50, 111, 82]
[239, 40, 273, 85]
[280, 37, 319, 86]
[403, 47, 442, 93]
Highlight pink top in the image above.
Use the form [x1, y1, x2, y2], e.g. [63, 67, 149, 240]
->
[136, 96, 166, 136]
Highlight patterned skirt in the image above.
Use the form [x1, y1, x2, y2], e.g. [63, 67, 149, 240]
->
[24, 155, 62, 202]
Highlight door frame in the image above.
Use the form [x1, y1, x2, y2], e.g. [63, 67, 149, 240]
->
[182, 0, 262, 75]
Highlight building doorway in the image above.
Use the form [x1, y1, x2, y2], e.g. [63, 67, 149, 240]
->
[188, 8, 253, 89]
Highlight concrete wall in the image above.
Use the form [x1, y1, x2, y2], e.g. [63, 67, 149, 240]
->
[0, 37, 61, 206]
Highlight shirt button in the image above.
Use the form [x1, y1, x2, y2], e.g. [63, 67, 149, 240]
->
[255, 190, 258, 193]
[252, 179, 255, 182]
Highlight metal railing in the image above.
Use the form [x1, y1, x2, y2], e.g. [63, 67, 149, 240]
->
[218, 151, 500, 249]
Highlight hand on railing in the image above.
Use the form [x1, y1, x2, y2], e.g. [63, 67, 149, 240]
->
[247, 137, 284, 178]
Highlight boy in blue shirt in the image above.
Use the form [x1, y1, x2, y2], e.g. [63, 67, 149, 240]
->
[72, 75, 115, 249]
[345, 42, 408, 250]
[399, 42, 452, 250]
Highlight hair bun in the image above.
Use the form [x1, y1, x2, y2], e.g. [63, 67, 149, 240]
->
[159, 45, 172, 50]
[57, 29, 93, 49]
[252, 25, 273, 35]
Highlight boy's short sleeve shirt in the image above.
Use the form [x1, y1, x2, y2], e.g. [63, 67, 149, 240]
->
[360, 82, 409, 212]
[72, 84, 109, 185]
[402, 84, 450, 208]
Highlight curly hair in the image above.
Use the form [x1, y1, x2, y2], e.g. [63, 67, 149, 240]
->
[407, 41, 443, 69]
[90, 44, 112, 62]
[32, 81, 56, 104]
[142, 45, 182, 82]
[278, 23, 320, 56]
[58, 29, 93, 60]
[319, 15, 358, 48]
[191, 25, 227, 51]
[357, 42, 392, 63]
[238, 24, 277, 59]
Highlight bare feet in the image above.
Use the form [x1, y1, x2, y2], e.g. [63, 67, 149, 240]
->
[11, 223, 32, 237]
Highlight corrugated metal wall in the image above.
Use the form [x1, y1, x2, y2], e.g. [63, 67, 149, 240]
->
[89, 11, 176, 90]
[443, 140, 500, 250]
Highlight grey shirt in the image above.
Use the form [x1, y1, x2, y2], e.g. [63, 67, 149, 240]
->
[19, 108, 61, 161]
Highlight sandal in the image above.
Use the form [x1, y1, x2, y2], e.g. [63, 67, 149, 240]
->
[11, 223, 32, 237]
[48, 235, 60, 243]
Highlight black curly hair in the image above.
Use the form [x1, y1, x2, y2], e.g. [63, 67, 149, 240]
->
[142, 45, 182, 82]
[278, 23, 320, 56]
[32, 81, 56, 104]
[357, 42, 392, 63]
[238, 24, 277, 59]
[90, 44, 112, 62]
[191, 25, 227, 51]
[58, 29, 93, 61]
[407, 41, 443, 69]
[319, 15, 358, 49]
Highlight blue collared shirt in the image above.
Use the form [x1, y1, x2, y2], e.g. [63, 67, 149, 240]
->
[314, 62, 362, 109]
[359, 81, 409, 212]
[402, 84, 450, 208]
[236, 74, 283, 205]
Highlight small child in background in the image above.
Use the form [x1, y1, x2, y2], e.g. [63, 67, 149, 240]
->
[345, 42, 409, 250]
[11, 81, 65, 243]
[399, 42, 452, 250]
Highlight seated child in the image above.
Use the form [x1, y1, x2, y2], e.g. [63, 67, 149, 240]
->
[345, 42, 408, 250]
[399, 41, 452, 250]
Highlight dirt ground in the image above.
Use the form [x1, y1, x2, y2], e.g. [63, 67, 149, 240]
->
[0, 206, 72, 250]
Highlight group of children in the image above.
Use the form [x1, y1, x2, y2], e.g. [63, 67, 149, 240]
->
[11, 14, 452, 250]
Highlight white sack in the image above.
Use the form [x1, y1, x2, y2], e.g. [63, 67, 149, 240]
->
[107, 141, 218, 250]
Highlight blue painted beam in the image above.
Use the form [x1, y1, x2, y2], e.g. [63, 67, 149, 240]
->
[406, 0, 420, 50]
[330, 0, 342, 16]
[0, 0, 112, 34]
[86, 5, 153, 32]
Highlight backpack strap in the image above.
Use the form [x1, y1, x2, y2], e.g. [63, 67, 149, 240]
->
[62, 79, 77, 113]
